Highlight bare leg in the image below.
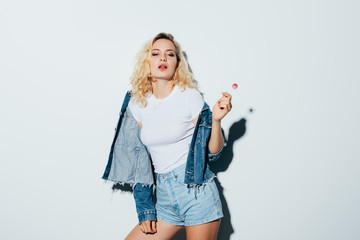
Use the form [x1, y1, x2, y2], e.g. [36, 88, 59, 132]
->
[185, 219, 221, 240]
[125, 219, 184, 240]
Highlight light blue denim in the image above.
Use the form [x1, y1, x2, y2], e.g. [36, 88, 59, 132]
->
[156, 163, 223, 226]
[102, 90, 224, 224]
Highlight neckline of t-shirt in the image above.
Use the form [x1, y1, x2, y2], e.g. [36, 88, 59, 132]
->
[150, 85, 178, 102]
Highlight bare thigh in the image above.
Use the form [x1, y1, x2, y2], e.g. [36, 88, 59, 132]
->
[125, 219, 184, 240]
[185, 219, 221, 240]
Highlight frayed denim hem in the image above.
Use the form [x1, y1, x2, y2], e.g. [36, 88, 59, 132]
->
[102, 179, 155, 193]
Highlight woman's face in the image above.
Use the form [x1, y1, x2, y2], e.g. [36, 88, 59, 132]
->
[149, 39, 178, 81]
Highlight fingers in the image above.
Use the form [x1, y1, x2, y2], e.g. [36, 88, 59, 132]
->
[221, 92, 232, 99]
[219, 103, 231, 111]
[144, 221, 154, 233]
[139, 220, 157, 234]
[139, 222, 144, 233]
[151, 220, 157, 233]
[145, 221, 154, 233]
[218, 92, 232, 111]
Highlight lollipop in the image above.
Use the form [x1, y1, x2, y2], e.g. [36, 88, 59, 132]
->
[228, 83, 238, 95]
[220, 83, 237, 110]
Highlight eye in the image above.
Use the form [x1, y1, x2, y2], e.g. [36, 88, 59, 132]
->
[168, 53, 175, 57]
[152, 53, 158, 56]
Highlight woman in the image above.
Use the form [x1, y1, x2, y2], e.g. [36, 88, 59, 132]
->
[102, 32, 232, 240]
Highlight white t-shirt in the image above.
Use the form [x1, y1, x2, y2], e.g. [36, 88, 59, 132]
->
[128, 85, 204, 173]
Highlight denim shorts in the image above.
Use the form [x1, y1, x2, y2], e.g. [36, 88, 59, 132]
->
[155, 163, 223, 226]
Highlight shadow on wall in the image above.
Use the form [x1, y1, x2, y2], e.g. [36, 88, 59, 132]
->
[209, 117, 247, 240]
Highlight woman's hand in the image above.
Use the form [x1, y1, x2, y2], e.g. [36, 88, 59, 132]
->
[212, 92, 232, 121]
[139, 220, 157, 234]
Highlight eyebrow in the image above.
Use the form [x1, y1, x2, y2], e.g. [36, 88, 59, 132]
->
[152, 48, 175, 52]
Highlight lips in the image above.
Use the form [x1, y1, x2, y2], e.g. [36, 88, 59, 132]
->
[158, 64, 168, 70]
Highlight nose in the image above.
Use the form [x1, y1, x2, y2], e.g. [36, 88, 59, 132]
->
[160, 53, 167, 62]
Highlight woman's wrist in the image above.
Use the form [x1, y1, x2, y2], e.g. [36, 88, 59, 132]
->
[212, 118, 222, 125]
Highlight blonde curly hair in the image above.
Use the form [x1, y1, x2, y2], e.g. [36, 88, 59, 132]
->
[130, 32, 199, 106]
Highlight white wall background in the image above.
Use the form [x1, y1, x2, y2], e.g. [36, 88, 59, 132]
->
[1, 0, 359, 239]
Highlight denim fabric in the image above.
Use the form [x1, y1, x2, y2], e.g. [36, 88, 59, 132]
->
[102, 92, 155, 186]
[133, 184, 157, 223]
[156, 163, 223, 226]
[102, 90, 224, 223]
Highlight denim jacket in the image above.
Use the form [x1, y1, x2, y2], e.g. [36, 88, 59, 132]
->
[102, 91, 223, 223]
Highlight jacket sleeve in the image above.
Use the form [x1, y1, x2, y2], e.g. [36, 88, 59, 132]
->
[207, 144, 224, 162]
[133, 183, 157, 224]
